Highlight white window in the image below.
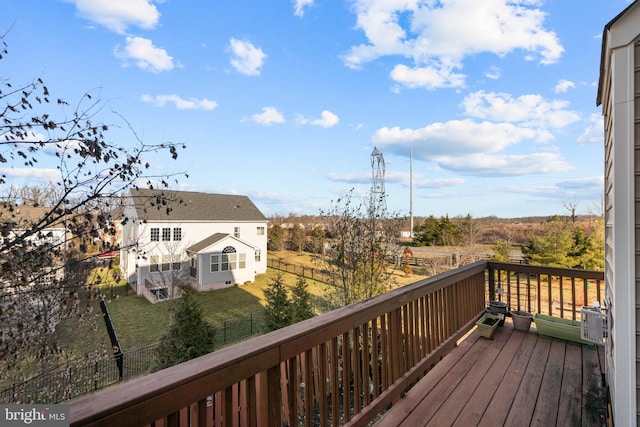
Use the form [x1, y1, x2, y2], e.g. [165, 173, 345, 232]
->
[234, 227, 240, 238]
[210, 247, 247, 271]
[255, 249, 261, 262]
[162, 228, 171, 241]
[257, 226, 265, 235]
[150, 255, 159, 272]
[172, 255, 182, 271]
[150, 228, 160, 242]
[229, 253, 237, 270]
[221, 254, 230, 271]
[161, 255, 171, 271]
[173, 228, 182, 241]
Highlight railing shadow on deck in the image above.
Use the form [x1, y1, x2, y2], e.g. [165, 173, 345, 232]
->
[69, 261, 604, 427]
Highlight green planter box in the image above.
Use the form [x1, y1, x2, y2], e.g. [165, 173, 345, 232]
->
[476, 312, 501, 339]
[534, 313, 593, 345]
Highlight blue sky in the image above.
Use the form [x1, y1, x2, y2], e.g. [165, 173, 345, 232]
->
[1, 1, 629, 219]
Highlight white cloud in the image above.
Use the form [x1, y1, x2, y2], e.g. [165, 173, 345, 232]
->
[312, 110, 340, 128]
[342, 0, 563, 89]
[326, 170, 464, 189]
[141, 94, 217, 110]
[484, 66, 501, 80]
[228, 38, 267, 76]
[1, 131, 85, 158]
[554, 79, 576, 93]
[374, 119, 543, 157]
[414, 177, 465, 189]
[577, 113, 604, 144]
[250, 107, 285, 125]
[390, 63, 466, 90]
[293, 0, 314, 17]
[555, 176, 603, 191]
[0, 167, 60, 183]
[114, 36, 174, 73]
[69, 0, 160, 34]
[516, 176, 603, 201]
[325, 172, 370, 183]
[461, 91, 580, 129]
[435, 152, 573, 176]
[295, 110, 340, 128]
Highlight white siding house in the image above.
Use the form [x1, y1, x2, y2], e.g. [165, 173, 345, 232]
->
[598, 1, 640, 424]
[120, 189, 268, 302]
[3, 206, 69, 286]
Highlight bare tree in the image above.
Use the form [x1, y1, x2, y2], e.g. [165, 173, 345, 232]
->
[316, 189, 403, 309]
[562, 200, 579, 224]
[0, 36, 185, 383]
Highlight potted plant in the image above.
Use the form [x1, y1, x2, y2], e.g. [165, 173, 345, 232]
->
[533, 313, 593, 345]
[476, 312, 501, 339]
[510, 310, 533, 332]
[488, 300, 509, 325]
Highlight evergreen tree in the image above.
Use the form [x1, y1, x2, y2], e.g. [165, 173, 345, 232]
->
[458, 214, 480, 247]
[310, 226, 326, 254]
[154, 287, 216, 370]
[490, 240, 512, 262]
[267, 225, 285, 251]
[263, 273, 291, 331]
[289, 224, 306, 253]
[413, 215, 440, 246]
[569, 223, 604, 270]
[521, 217, 576, 268]
[290, 276, 314, 323]
[439, 215, 461, 247]
[521, 215, 605, 270]
[412, 215, 462, 247]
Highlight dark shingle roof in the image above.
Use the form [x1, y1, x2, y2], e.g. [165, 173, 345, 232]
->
[186, 232, 229, 253]
[128, 189, 266, 222]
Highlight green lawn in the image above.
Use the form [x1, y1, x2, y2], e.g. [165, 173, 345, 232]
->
[73, 266, 327, 353]
[59, 249, 416, 358]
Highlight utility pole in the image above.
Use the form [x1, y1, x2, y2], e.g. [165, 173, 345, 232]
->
[410, 148, 413, 238]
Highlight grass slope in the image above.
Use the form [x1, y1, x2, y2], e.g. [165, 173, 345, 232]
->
[61, 250, 420, 357]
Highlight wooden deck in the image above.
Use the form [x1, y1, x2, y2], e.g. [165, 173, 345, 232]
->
[374, 319, 608, 427]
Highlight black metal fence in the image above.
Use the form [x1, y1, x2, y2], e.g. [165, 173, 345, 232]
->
[212, 311, 265, 348]
[267, 258, 330, 283]
[0, 343, 158, 404]
[0, 310, 267, 404]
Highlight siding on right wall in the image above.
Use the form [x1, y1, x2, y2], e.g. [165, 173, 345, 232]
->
[635, 40, 640, 425]
[600, 5, 640, 422]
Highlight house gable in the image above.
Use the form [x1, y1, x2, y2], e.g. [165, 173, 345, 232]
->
[186, 233, 256, 255]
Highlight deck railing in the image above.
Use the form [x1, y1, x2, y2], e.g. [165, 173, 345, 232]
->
[69, 261, 604, 427]
[486, 262, 604, 320]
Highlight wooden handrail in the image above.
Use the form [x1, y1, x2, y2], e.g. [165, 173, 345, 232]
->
[486, 262, 605, 319]
[69, 261, 604, 426]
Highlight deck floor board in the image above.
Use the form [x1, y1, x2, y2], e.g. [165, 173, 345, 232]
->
[375, 320, 607, 427]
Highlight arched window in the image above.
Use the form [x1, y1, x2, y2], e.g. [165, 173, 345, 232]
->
[221, 246, 236, 270]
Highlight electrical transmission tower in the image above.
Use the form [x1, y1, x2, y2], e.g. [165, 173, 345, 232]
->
[370, 147, 387, 219]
